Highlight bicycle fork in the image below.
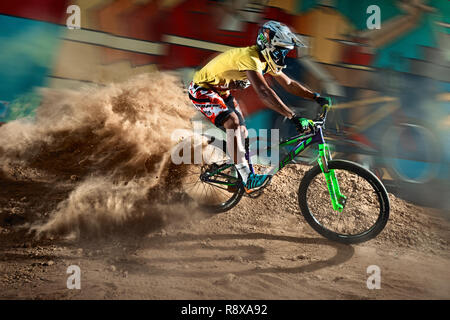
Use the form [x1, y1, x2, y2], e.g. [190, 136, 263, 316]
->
[317, 143, 346, 212]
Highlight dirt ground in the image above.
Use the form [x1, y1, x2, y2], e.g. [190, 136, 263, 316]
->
[0, 164, 449, 300]
[0, 74, 448, 299]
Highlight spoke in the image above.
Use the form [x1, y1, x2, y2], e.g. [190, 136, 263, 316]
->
[193, 180, 202, 198]
[202, 179, 213, 202]
[211, 183, 226, 203]
[336, 209, 344, 233]
[183, 180, 200, 191]
[346, 173, 358, 204]
[177, 145, 236, 208]
[306, 168, 381, 237]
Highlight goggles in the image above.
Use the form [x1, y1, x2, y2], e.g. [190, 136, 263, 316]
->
[271, 46, 291, 66]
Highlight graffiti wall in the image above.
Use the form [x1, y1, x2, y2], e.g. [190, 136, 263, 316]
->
[0, 0, 449, 209]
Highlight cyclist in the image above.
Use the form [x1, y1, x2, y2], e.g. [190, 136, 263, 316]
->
[188, 20, 330, 190]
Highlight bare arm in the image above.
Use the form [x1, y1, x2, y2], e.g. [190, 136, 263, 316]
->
[246, 70, 295, 119]
[273, 72, 316, 100]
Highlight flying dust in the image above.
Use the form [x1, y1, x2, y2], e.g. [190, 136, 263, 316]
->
[0, 72, 201, 238]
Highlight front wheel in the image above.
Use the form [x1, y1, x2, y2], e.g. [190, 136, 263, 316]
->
[298, 160, 390, 244]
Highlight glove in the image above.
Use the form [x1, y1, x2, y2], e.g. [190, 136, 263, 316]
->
[313, 93, 331, 113]
[290, 115, 314, 133]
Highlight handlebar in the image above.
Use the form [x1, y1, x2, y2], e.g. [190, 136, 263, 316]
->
[285, 99, 332, 135]
[313, 100, 332, 127]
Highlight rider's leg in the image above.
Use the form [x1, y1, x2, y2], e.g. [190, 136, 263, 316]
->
[223, 113, 251, 183]
[222, 96, 252, 179]
[188, 85, 267, 189]
[222, 114, 268, 189]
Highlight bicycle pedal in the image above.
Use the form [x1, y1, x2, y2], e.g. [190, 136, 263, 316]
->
[244, 188, 263, 197]
[247, 189, 264, 198]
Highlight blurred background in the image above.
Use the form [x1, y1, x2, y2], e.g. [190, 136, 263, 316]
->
[0, 0, 449, 210]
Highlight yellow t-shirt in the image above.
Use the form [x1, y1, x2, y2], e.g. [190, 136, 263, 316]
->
[193, 45, 275, 94]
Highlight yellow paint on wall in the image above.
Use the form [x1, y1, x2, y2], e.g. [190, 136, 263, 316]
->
[97, 61, 157, 83]
[267, 0, 297, 13]
[437, 93, 450, 101]
[51, 40, 157, 85]
[52, 41, 102, 82]
[293, 6, 354, 64]
[75, 0, 114, 29]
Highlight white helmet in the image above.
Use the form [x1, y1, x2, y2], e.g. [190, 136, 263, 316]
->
[256, 21, 306, 74]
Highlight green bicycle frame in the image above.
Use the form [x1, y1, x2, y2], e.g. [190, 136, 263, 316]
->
[269, 127, 346, 212]
[204, 119, 347, 211]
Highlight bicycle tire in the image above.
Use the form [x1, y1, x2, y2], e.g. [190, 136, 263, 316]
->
[298, 160, 390, 244]
[178, 135, 244, 214]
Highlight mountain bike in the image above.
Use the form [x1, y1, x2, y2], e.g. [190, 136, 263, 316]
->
[179, 102, 390, 244]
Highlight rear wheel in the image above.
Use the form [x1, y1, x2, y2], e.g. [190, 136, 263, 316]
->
[178, 135, 244, 213]
[298, 160, 390, 244]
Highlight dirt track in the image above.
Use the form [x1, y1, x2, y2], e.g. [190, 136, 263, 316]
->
[0, 165, 449, 300]
[0, 73, 449, 299]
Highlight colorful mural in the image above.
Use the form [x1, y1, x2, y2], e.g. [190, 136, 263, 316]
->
[0, 0, 449, 209]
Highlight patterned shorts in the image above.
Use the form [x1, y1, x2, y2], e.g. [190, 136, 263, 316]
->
[188, 82, 245, 129]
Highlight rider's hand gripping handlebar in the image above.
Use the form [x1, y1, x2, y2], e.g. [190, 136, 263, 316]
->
[313, 97, 332, 128]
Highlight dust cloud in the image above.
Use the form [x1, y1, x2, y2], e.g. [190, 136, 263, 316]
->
[0, 72, 198, 238]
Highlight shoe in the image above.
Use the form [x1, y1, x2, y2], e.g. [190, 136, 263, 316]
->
[245, 173, 270, 190]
